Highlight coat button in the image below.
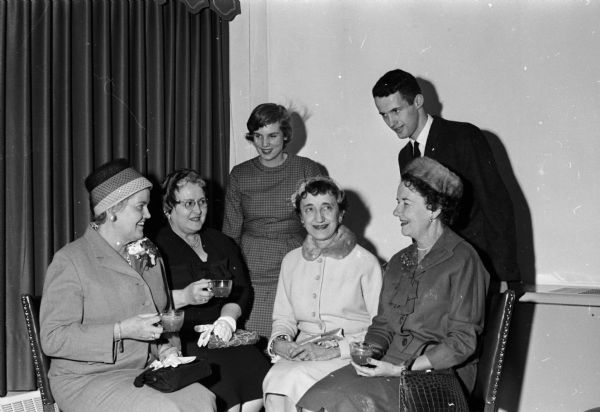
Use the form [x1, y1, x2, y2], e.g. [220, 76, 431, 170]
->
[402, 338, 408, 346]
[312, 312, 316, 317]
[312, 293, 317, 298]
[317, 258, 323, 263]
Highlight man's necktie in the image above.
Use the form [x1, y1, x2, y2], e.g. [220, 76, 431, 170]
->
[412, 141, 421, 159]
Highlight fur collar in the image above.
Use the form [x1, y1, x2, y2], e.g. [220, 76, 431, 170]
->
[302, 225, 357, 261]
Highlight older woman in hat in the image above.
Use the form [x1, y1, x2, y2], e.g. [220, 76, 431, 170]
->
[40, 159, 216, 412]
[298, 157, 490, 412]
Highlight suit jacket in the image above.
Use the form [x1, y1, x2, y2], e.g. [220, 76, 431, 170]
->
[40, 227, 172, 409]
[366, 228, 489, 392]
[398, 116, 519, 282]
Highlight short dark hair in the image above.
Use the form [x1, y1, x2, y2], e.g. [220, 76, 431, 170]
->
[245, 103, 292, 143]
[293, 176, 347, 216]
[161, 169, 207, 214]
[400, 174, 461, 226]
[372, 69, 421, 104]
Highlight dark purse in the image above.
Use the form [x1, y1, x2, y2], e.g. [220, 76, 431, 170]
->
[399, 341, 469, 412]
[399, 368, 469, 411]
[133, 357, 211, 393]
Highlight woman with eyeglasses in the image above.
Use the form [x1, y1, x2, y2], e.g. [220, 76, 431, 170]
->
[223, 103, 323, 340]
[154, 169, 270, 412]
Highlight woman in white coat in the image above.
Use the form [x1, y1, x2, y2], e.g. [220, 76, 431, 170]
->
[262, 176, 383, 411]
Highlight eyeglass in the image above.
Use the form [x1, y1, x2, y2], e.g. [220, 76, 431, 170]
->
[175, 198, 208, 210]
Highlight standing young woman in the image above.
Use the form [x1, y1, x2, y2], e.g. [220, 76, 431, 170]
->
[223, 103, 323, 339]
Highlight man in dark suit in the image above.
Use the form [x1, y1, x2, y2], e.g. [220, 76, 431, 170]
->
[372, 68, 520, 286]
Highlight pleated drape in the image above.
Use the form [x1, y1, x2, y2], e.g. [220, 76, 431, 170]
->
[0, 0, 236, 393]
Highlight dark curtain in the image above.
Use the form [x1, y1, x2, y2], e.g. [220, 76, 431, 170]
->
[0, 0, 240, 394]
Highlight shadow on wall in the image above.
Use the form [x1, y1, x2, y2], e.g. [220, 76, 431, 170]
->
[482, 130, 536, 285]
[287, 108, 328, 176]
[287, 110, 309, 156]
[418, 76, 535, 411]
[287, 108, 381, 262]
[418, 77, 443, 117]
[417, 76, 536, 284]
[344, 190, 383, 264]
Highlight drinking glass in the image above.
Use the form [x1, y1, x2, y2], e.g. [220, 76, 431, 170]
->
[350, 341, 375, 367]
[211, 279, 232, 298]
[160, 309, 185, 332]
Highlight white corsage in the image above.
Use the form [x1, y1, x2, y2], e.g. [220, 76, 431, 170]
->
[125, 237, 160, 272]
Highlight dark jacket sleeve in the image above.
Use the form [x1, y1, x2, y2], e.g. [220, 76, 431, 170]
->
[457, 123, 519, 281]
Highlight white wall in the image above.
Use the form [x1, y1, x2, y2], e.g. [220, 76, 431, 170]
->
[229, 0, 600, 286]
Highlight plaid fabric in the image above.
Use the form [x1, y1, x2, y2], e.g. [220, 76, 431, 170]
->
[223, 155, 323, 337]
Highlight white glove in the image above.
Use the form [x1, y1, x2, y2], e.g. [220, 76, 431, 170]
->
[213, 316, 236, 342]
[195, 324, 214, 347]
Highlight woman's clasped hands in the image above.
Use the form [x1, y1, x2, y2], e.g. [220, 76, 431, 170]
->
[274, 341, 339, 362]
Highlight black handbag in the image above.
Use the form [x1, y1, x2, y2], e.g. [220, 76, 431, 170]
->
[399, 368, 469, 412]
[399, 340, 469, 411]
[133, 357, 211, 393]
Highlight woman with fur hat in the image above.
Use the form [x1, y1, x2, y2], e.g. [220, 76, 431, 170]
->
[40, 159, 216, 412]
[298, 157, 490, 412]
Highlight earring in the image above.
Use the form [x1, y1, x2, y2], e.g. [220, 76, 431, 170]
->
[429, 215, 434, 223]
[109, 215, 117, 222]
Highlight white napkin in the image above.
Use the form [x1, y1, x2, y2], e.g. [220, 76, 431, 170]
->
[148, 356, 196, 370]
